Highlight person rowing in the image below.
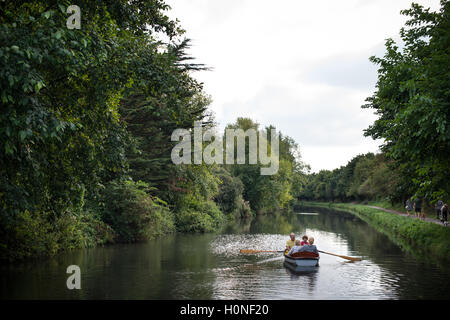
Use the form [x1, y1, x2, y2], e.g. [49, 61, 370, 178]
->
[285, 233, 296, 252]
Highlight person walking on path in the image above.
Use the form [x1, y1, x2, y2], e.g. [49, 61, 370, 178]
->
[405, 198, 413, 217]
[414, 197, 423, 220]
[441, 204, 448, 226]
[435, 200, 444, 220]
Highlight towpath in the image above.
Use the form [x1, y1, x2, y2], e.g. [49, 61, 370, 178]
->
[366, 205, 446, 226]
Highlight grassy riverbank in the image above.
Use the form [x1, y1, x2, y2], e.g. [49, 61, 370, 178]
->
[301, 202, 450, 266]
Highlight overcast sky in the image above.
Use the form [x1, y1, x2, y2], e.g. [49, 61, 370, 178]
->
[165, 0, 441, 172]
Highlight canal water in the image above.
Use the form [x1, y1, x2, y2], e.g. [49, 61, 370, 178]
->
[1, 206, 449, 299]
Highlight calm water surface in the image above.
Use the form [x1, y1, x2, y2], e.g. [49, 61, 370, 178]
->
[1, 206, 449, 299]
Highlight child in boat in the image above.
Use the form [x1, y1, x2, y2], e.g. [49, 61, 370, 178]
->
[287, 240, 302, 256]
[300, 235, 309, 246]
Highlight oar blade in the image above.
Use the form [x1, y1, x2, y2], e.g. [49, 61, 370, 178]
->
[338, 254, 362, 261]
[240, 249, 259, 254]
[345, 256, 362, 261]
[239, 249, 283, 254]
[318, 250, 362, 261]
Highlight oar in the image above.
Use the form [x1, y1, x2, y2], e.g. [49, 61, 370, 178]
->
[318, 250, 361, 262]
[240, 249, 285, 254]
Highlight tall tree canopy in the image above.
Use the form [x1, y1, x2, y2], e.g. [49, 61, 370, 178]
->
[0, 0, 183, 218]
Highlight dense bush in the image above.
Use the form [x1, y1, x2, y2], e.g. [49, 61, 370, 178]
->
[102, 180, 175, 242]
[0, 209, 114, 261]
[175, 199, 224, 233]
[175, 210, 213, 232]
[214, 167, 251, 218]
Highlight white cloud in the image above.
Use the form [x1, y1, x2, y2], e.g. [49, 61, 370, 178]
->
[165, 0, 441, 172]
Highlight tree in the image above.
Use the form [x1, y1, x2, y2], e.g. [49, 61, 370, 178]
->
[362, 1, 450, 201]
[119, 39, 210, 196]
[0, 0, 195, 258]
[224, 118, 308, 212]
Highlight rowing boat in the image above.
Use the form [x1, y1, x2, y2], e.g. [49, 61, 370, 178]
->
[284, 251, 320, 267]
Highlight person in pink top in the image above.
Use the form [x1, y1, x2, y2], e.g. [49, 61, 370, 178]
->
[300, 235, 309, 246]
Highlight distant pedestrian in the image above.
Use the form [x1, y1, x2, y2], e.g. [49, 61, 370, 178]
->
[405, 198, 413, 217]
[435, 200, 444, 220]
[441, 204, 448, 226]
[413, 197, 422, 219]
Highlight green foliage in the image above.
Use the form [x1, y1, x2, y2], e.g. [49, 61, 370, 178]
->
[0, 209, 114, 261]
[0, 0, 151, 219]
[299, 153, 402, 203]
[214, 167, 251, 218]
[0, 0, 310, 260]
[102, 180, 175, 242]
[168, 164, 225, 232]
[362, 0, 450, 201]
[119, 41, 210, 194]
[175, 199, 223, 233]
[0, 0, 183, 259]
[224, 118, 308, 213]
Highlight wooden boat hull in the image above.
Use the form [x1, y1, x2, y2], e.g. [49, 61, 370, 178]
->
[284, 253, 319, 267]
